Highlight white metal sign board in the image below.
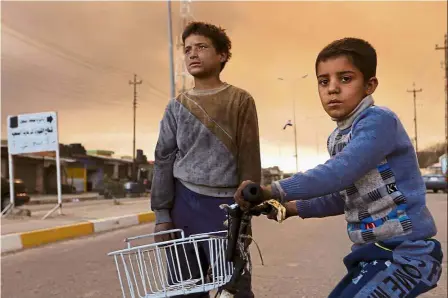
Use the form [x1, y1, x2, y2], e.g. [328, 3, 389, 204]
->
[7, 111, 59, 155]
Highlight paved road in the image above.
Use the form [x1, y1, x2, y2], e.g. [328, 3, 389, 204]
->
[2, 193, 446, 298]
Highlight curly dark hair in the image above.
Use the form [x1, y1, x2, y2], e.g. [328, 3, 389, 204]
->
[182, 21, 232, 71]
[315, 38, 377, 81]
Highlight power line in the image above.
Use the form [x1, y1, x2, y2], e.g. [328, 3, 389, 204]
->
[2, 46, 170, 111]
[1, 58, 133, 108]
[407, 83, 422, 153]
[2, 23, 170, 100]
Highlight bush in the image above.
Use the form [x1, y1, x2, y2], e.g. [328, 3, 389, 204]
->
[103, 175, 126, 199]
[417, 142, 446, 168]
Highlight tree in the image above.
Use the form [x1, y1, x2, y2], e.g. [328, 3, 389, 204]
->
[417, 142, 446, 168]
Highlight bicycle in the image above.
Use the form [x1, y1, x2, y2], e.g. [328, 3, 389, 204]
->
[108, 183, 284, 298]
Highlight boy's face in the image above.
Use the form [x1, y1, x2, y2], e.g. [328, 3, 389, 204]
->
[316, 55, 378, 120]
[184, 34, 227, 78]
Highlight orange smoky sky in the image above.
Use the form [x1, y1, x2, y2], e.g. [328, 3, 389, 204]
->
[1, 1, 447, 172]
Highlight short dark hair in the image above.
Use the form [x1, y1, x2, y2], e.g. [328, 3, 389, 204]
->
[182, 21, 232, 71]
[315, 38, 377, 81]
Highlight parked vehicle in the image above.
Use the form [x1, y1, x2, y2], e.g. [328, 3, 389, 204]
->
[124, 181, 147, 196]
[1, 177, 31, 211]
[422, 165, 447, 193]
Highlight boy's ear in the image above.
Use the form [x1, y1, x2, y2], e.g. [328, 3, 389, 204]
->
[365, 77, 379, 95]
[219, 52, 228, 63]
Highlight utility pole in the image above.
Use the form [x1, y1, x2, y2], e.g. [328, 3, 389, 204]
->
[175, 0, 194, 94]
[129, 74, 142, 181]
[167, 0, 175, 99]
[407, 83, 422, 153]
[435, 34, 448, 179]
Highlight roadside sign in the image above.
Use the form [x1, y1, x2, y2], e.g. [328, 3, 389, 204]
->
[7, 112, 58, 155]
[3, 111, 62, 218]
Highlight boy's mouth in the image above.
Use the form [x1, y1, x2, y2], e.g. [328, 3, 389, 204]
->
[189, 61, 201, 67]
[328, 99, 343, 107]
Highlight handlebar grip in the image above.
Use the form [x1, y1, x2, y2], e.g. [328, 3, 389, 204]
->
[241, 183, 264, 204]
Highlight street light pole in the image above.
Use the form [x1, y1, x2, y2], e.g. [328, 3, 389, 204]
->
[278, 74, 308, 173]
[291, 86, 299, 172]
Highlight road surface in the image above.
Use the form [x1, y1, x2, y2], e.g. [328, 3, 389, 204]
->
[2, 193, 446, 297]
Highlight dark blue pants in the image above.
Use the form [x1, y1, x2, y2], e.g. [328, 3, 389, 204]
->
[169, 180, 253, 298]
[329, 239, 443, 298]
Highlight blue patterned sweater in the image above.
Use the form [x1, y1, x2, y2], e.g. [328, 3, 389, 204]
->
[272, 96, 437, 246]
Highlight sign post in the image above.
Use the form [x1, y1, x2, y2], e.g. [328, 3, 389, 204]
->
[42, 142, 62, 219]
[3, 111, 62, 219]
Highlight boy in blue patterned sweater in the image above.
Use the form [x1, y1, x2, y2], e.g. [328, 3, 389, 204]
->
[235, 38, 443, 297]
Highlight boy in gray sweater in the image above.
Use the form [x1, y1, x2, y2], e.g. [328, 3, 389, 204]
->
[151, 22, 261, 298]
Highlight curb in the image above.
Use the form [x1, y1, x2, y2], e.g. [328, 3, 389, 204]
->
[28, 195, 101, 205]
[1, 211, 156, 254]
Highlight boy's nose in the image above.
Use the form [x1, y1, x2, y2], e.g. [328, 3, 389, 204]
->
[188, 47, 199, 58]
[328, 80, 340, 94]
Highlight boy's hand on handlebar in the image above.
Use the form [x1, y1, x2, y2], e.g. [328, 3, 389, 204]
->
[234, 180, 253, 210]
[234, 180, 272, 210]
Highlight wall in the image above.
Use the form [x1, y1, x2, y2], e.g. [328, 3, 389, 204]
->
[14, 157, 39, 193]
[36, 163, 44, 193]
[66, 166, 86, 193]
[1, 157, 7, 178]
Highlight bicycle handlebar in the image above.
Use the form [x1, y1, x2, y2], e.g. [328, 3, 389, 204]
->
[241, 183, 264, 204]
[225, 183, 269, 262]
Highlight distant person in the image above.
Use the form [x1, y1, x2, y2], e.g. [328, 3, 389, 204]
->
[235, 38, 443, 297]
[151, 21, 261, 297]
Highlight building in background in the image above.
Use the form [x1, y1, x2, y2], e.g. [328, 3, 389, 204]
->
[1, 140, 76, 194]
[1, 140, 154, 194]
[66, 150, 133, 193]
[261, 166, 284, 186]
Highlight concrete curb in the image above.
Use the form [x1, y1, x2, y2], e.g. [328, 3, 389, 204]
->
[28, 195, 101, 205]
[1, 211, 156, 254]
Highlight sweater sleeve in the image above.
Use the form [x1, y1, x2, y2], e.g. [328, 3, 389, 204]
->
[273, 108, 398, 201]
[150, 99, 178, 224]
[237, 96, 261, 184]
[296, 193, 345, 219]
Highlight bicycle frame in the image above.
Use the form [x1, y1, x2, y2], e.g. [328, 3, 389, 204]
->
[219, 183, 271, 297]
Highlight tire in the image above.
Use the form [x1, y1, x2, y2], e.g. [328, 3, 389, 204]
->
[433, 189, 439, 193]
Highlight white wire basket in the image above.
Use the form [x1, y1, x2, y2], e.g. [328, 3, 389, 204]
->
[108, 229, 234, 298]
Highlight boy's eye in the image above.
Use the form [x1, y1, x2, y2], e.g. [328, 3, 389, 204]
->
[199, 45, 207, 50]
[341, 76, 352, 83]
[184, 48, 191, 54]
[318, 79, 329, 86]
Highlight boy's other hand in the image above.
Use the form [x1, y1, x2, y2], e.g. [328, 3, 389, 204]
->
[154, 222, 175, 243]
[266, 201, 298, 221]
